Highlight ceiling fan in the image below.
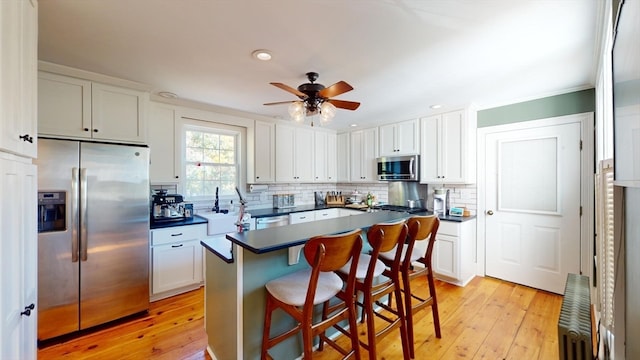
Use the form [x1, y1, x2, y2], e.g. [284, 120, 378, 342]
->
[264, 72, 360, 123]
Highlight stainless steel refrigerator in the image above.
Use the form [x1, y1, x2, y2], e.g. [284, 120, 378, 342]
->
[35, 138, 150, 341]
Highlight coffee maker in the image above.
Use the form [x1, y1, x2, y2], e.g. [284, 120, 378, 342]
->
[433, 188, 449, 216]
[152, 189, 187, 222]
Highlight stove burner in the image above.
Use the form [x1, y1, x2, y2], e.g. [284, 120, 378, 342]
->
[376, 205, 429, 214]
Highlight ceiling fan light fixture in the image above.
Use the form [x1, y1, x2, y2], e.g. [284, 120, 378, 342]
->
[251, 49, 272, 61]
[288, 101, 305, 121]
[319, 101, 336, 123]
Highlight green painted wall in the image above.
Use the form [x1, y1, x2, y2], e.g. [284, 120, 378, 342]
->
[477, 88, 595, 128]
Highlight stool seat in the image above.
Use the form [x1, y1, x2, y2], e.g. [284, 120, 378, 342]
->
[379, 243, 422, 264]
[265, 269, 343, 307]
[340, 253, 386, 280]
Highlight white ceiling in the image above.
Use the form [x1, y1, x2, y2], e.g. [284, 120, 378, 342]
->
[38, 0, 603, 131]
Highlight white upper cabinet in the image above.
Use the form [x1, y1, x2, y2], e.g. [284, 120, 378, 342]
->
[326, 132, 337, 182]
[350, 127, 378, 182]
[38, 72, 148, 144]
[148, 103, 179, 183]
[248, 121, 275, 183]
[379, 119, 419, 156]
[313, 131, 337, 182]
[91, 83, 148, 143]
[420, 109, 476, 184]
[275, 124, 314, 182]
[336, 133, 350, 182]
[0, 0, 38, 158]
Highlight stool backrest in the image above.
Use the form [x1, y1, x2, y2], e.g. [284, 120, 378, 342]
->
[303, 229, 363, 312]
[404, 215, 440, 270]
[366, 220, 408, 283]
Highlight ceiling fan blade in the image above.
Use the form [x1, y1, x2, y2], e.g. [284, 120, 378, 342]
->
[264, 100, 297, 106]
[318, 81, 353, 98]
[327, 99, 360, 111]
[270, 82, 307, 98]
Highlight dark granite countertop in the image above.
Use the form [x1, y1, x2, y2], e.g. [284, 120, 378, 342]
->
[224, 211, 409, 254]
[246, 204, 336, 218]
[150, 214, 208, 229]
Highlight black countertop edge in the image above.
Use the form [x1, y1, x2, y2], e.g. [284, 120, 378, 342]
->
[150, 214, 208, 229]
[200, 237, 234, 263]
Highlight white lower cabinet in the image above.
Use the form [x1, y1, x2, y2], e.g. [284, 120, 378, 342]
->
[150, 224, 206, 301]
[0, 154, 37, 360]
[432, 219, 476, 287]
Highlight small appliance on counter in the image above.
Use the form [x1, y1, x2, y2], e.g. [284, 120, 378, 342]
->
[152, 189, 186, 222]
[273, 194, 295, 209]
[433, 188, 450, 216]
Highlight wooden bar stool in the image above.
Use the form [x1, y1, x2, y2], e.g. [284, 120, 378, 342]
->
[335, 220, 411, 360]
[261, 229, 363, 360]
[380, 215, 441, 358]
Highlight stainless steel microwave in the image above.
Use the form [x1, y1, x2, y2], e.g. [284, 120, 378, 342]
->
[376, 155, 419, 181]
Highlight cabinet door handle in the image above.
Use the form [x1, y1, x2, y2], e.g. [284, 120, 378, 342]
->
[171, 244, 184, 248]
[84, 128, 90, 132]
[171, 233, 183, 237]
[487, 210, 494, 215]
[21, 303, 35, 317]
[93, 129, 99, 133]
[19, 134, 33, 143]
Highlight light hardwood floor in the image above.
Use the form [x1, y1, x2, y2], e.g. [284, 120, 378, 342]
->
[37, 276, 561, 359]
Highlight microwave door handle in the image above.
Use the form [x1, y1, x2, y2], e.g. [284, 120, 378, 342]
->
[80, 168, 88, 261]
[409, 157, 414, 178]
[71, 168, 79, 263]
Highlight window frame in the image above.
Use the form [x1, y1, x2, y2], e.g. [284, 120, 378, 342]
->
[178, 117, 245, 203]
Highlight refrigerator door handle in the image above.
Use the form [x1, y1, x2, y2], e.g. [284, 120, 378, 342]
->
[71, 167, 80, 262]
[80, 167, 88, 261]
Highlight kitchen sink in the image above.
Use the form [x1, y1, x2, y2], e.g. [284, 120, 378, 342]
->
[198, 212, 238, 235]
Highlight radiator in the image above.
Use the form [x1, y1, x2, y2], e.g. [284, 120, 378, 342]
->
[558, 273, 593, 360]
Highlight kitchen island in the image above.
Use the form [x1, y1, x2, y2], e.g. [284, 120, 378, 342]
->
[200, 210, 410, 360]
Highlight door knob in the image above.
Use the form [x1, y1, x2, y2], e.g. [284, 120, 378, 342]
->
[487, 210, 494, 215]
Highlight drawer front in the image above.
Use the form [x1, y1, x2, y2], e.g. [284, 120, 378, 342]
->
[438, 220, 459, 237]
[151, 224, 206, 246]
[289, 211, 315, 224]
[314, 208, 339, 220]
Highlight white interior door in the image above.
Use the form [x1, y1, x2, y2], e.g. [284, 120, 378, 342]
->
[485, 122, 581, 294]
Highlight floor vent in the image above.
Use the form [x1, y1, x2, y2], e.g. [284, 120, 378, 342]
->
[558, 273, 593, 360]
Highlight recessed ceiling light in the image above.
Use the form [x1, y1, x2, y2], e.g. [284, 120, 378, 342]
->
[252, 49, 272, 61]
[158, 91, 178, 99]
[350, 124, 358, 127]
[430, 104, 442, 109]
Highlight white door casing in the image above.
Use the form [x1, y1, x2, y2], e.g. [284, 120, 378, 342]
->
[477, 113, 594, 295]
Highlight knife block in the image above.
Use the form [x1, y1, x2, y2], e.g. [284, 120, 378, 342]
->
[325, 195, 345, 206]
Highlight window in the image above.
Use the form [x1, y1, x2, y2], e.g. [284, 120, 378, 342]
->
[183, 125, 239, 199]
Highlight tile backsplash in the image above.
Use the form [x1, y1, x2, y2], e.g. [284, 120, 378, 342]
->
[149, 182, 477, 216]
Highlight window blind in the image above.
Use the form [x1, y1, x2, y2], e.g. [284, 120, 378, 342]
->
[596, 159, 615, 328]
